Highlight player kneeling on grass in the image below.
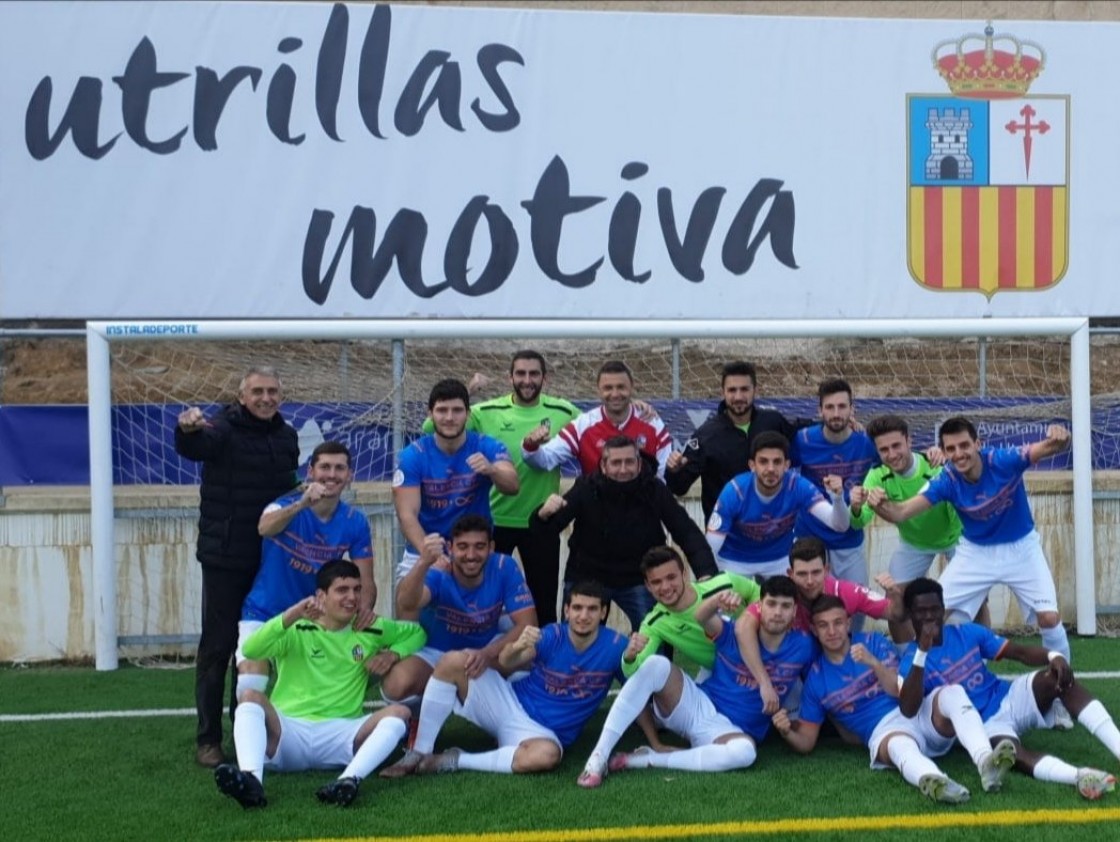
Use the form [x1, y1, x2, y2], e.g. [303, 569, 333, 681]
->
[214, 560, 426, 809]
[773, 595, 1012, 804]
[382, 581, 627, 776]
[899, 577, 1120, 800]
[577, 587, 769, 788]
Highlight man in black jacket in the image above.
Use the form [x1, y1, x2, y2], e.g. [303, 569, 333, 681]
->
[530, 435, 717, 632]
[666, 361, 804, 522]
[175, 365, 300, 768]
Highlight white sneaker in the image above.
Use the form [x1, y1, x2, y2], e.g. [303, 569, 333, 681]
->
[577, 752, 607, 788]
[1076, 768, 1116, 800]
[919, 773, 971, 804]
[979, 738, 1017, 792]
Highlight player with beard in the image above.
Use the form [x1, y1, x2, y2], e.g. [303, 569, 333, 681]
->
[522, 360, 673, 479]
[706, 432, 849, 579]
[389, 582, 628, 776]
[666, 361, 809, 522]
[790, 379, 878, 595]
[423, 351, 579, 624]
[393, 379, 519, 588]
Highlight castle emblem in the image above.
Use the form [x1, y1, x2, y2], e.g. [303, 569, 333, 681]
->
[907, 23, 1069, 296]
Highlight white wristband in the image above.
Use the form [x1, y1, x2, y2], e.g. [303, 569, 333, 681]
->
[1047, 650, 1064, 663]
[912, 649, 928, 668]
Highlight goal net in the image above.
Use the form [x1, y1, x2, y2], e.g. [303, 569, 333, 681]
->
[83, 318, 1097, 669]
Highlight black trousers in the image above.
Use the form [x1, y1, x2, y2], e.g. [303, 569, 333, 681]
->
[493, 525, 561, 626]
[195, 564, 257, 747]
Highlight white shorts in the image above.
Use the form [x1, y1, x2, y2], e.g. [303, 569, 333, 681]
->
[235, 620, 264, 666]
[396, 550, 421, 583]
[266, 713, 372, 772]
[888, 541, 955, 583]
[866, 701, 954, 770]
[716, 555, 787, 579]
[826, 545, 868, 588]
[653, 673, 746, 748]
[939, 531, 1058, 623]
[459, 669, 561, 750]
[984, 672, 1057, 740]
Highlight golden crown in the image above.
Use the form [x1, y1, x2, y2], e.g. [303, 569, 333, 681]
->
[931, 23, 1045, 99]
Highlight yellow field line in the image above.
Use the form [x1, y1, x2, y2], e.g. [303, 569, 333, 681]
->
[292, 807, 1120, 842]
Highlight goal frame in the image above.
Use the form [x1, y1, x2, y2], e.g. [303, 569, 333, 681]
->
[86, 317, 1096, 670]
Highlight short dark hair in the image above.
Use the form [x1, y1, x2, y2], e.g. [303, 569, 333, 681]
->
[602, 434, 637, 453]
[866, 414, 909, 442]
[938, 416, 978, 445]
[597, 360, 633, 383]
[789, 536, 828, 567]
[310, 440, 351, 468]
[809, 594, 847, 617]
[567, 580, 607, 607]
[761, 575, 798, 601]
[750, 431, 789, 459]
[428, 378, 470, 410]
[450, 514, 493, 541]
[818, 378, 852, 404]
[903, 577, 944, 613]
[721, 361, 757, 388]
[510, 350, 547, 376]
[640, 545, 684, 575]
[317, 559, 360, 591]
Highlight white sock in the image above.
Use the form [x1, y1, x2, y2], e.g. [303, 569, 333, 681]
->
[1040, 624, 1071, 662]
[589, 656, 671, 759]
[1078, 700, 1120, 760]
[413, 678, 458, 755]
[634, 739, 756, 772]
[458, 746, 518, 774]
[232, 701, 268, 781]
[935, 685, 992, 766]
[887, 736, 943, 788]
[1032, 754, 1078, 785]
[341, 716, 407, 780]
[235, 674, 269, 701]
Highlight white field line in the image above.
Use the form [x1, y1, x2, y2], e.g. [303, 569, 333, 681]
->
[3, 672, 1120, 723]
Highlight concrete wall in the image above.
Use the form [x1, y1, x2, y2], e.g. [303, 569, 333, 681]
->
[2, 474, 1118, 663]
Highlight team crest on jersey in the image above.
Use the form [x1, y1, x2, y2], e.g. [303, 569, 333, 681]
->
[391, 469, 405, 487]
[684, 438, 699, 452]
[907, 23, 1069, 297]
[636, 435, 647, 449]
[707, 512, 723, 532]
[351, 645, 365, 662]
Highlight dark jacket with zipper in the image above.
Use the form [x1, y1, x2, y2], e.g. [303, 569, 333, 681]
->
[531, 462, 717, 588]
[174, 402, 299, 571]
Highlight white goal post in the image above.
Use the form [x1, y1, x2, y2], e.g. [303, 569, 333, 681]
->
[85, 317, 1096, 671]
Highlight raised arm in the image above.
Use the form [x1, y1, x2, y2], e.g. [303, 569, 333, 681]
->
[868, 486, 932, 524]
[1028, 424, 1071, 465]
[735, 610, 779, 714]
[395, 534, 441, 617]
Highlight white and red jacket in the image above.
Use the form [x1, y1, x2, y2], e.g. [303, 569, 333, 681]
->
[522, 405, 672, 478]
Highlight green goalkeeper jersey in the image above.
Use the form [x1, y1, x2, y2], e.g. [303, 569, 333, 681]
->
[242, 614, 426, 721]
[850, 454, 961, 552]
[423, 392, 579, 528]
[623, 572, 762, 677]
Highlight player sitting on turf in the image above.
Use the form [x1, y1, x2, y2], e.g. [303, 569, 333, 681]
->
[772, 595, 1015, 804]
[394, 581, 628, 776]
[899, 577, 1120, 800]
[214, 560, 425, 809]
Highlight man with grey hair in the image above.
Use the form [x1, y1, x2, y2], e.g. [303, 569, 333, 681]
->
[175, 365, 300, 768]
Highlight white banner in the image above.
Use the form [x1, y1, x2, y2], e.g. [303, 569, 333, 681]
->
[0, 2, 1116, 319]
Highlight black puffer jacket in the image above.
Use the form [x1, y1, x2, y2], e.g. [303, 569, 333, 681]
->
[531, 463, 717, 588]
[665, 401, 804, 522]
[174, 403, 299, 570]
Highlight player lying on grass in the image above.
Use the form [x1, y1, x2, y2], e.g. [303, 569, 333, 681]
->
[382, 581, 627, 776]
[899, 577, 1120, 800]
[214, 560, 425, 809]
[772, 595, 1017, 804]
